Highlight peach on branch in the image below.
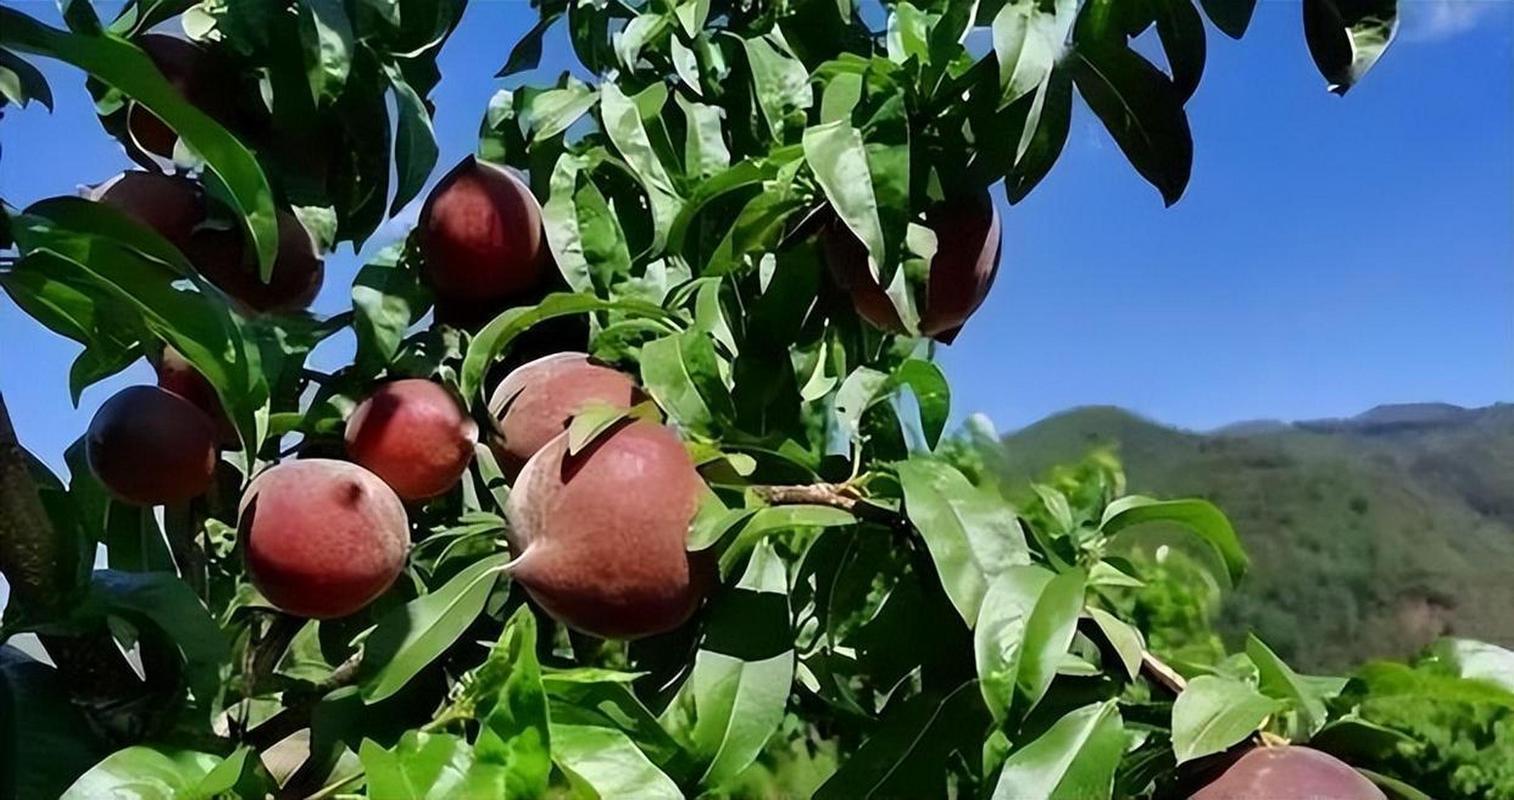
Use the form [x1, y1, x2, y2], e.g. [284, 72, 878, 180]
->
[154, 346, 236, 446]
[824, 189, 1002, 342]
[344, 379, 478, 502]
[128, 34, 247, 158]
[505, 421, 706, 639]
[418, 157, 548, 308]
[1191, 746, 1385, 800]
[94, 171, 205, 248]
[487, 352, 643, 476]
[86, 385, 217, 506]
[240, 459, 410, 619]
[185, 209, 324, 314]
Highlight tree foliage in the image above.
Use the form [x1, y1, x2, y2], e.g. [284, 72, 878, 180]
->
[0, 0, 1478, 798]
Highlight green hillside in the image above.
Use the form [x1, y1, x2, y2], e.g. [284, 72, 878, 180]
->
[992, 404, 1514, 671]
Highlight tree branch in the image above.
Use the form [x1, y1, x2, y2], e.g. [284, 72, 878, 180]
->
[0, 392, 66, 614]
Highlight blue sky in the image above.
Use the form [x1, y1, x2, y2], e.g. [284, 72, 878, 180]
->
[2, 0, 1511, 474]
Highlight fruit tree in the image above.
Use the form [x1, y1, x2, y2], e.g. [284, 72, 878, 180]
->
[0, 0, 1454, 798]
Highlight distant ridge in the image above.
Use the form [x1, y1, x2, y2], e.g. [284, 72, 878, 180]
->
[993, 401, 1514, 671]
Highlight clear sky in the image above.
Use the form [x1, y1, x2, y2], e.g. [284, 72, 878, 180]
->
[2, 0, 1511, 474]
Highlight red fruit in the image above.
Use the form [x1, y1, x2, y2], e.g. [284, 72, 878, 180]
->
[186, 210, 324, 313]
[241, 459, 410, 619]
[487, 352, 643, 477]
[155, 347, 237, 446]
[94, 171, 205, 248]
[344, 379, 479, 502]
[128, 34, 245, 158]
[418, 157, 547, 307]
[1191, 746, 1385, 800]
[86, 386, 217, 506]
[825, 189, 1002, 341]
[506, 422, 706, 639]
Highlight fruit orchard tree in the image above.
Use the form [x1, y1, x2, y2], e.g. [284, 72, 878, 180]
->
[0, 0, 1437, 798]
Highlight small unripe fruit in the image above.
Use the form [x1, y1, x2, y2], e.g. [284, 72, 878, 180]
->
[344, 379, 479, 502]
[155, 346, 236, 446]
[86, 385, 217, 506]
[1191, 746, 1384, 800]
[506, 422, 706, 639]
[419, 156, 547, 307]
[825, 189, 1002, 342]
[94, 171, 205, 248]
[128, 34, 244, 158]
[186, 209, 324, 313]
[487, 352, 643, 476]
[241, 459, 409, 619]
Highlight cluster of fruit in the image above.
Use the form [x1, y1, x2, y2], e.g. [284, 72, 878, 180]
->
[82, 147, 705, 642]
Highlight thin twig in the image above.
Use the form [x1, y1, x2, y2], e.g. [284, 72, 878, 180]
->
[1140, 651, 1188, 695]
[750, 482, 903, 527]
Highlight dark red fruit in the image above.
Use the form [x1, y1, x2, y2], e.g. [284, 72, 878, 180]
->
[487, 352, 643, 477]
[418, 157, 547, 308]
[94, 171, 205, 248]
[86, 385, 217, 506]
[155, 346, 237, 446]
[186, 210, 324, 313]
[128, 34, 245, 158]
[241, 459, 409, 619]
[506, 421, 707, 639]
[344, 379, 479, 502]
[825, 189, 1002, 341]
[1191, 746, 1385, 800]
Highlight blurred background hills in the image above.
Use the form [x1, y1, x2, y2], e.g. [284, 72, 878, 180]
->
[988, 402, 1514, 671]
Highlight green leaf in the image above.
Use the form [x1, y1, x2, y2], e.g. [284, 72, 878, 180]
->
[640, 330, 732, 433]
[0, 48, 52, 110]
[812, 682, 989, 800]
[600, 82, 683, 251]
[299, 0, 353, 106]
[103, 499, 173, 573]
[567, 402, 637, 455]
[1005, 68, 1073, 203]
[1198, 0, 1257, 38]
[1170, 675, 1281, 763]
[804, 119, 885, 276]
[385, 63, 440, 215]
[60, 745, 222, 800]
[1100, 495, 1247, 584]
[1245, 634, 1331, 738]
[975, 566, 1086, 719]
[460, 292, 672, 401]
[1151, 0, 1206, 101]
[892, 359, 950, 449]
[990, 701, 1124, 800]
[833, 366, 890, 441]
[742, 34, 813, 142]
[1071, 39, 1193, 205]
[0, 9, 278, 276]
[522, 79, 599, 142]
[359, 552, 513, 703]
[0, 648, 108, 800]
[715, 504, 856, 577]
[87, 570, 229, 709]
[992, 0, 1077, 104]
[351, 246, 431, 375]
[898, 457, 1034, 623]
[552, 724, 683, 800]
[1302, 0, 1397, 95]
[464, 607, 552, 798]
[677, 94, 731, 181]
[1088, 607, 1144, 681]
[359, 732, 472, 800]
[672, 540, 794, 786]
[498, 10, 563, 77]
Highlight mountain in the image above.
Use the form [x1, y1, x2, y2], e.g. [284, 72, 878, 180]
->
[994, 403, 1514, 671]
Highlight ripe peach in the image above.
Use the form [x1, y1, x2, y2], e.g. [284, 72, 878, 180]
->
[240, 459, 409, 619]
[86, 385, 217, 506]
[344, 379, 478, 502]
[505, 421, 706, 638]
[418, 157, 547, 307]
[487, 352, 643, 476]
[824, 189, 1002, 342]
[128, 34, 245, 158]
[94, 171, 205, 248]
[185, 209, 324, 313]
[155, 346, 236, 446]
[1191, 746, 1384, 800]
